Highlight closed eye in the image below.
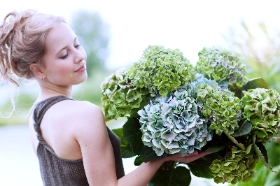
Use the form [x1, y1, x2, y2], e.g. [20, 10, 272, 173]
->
[74, 37, 80, 48]
[60, 52, 69, 59]
[75, 44, 80, 48]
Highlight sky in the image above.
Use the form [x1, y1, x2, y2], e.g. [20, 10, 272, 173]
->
[1, 0, 280, 70]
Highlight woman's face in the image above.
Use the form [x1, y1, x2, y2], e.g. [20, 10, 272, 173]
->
[40, 22, 87, 87]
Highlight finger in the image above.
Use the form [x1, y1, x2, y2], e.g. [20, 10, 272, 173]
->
[187, 150, 198, 156]
[185, 151, 209, 162]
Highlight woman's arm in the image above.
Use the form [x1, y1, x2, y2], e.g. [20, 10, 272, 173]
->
[74, 101, 208, 186]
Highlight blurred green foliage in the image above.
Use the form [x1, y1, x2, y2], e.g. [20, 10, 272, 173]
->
[222, 21, 280, 91]
[222, 21, 280, 186]
[70, 10, 110, 78]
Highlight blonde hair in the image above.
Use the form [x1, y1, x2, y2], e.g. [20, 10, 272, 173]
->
[0, 9, 65, 86]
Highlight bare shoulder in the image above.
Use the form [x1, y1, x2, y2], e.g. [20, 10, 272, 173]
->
[46, 99, 106, 132]
[54, 99, 104, 119]
[69, 100, 103, 118]
[60, 100, 109, 149]
[56, 99, 106, 134]
[75, 101, 105, 127]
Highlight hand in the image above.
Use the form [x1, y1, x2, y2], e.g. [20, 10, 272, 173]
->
[166, 150, 211, 164]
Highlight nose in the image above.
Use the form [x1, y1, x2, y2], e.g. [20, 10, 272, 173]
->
[74, 47, 87, 64]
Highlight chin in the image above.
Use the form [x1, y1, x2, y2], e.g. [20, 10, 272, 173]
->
[75, 76, 88, 85]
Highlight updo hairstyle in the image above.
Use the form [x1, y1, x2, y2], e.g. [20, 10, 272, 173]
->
[0, 9, 65, 86]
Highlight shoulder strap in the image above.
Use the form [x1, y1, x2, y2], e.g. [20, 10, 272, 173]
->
[33, 95, 72, 142]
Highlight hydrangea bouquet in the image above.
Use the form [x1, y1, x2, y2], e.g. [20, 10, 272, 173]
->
[100, 45, 280, 185]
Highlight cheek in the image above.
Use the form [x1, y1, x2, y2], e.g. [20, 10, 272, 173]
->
[57, 66, 71, 74]
[48, 64, 72, 79]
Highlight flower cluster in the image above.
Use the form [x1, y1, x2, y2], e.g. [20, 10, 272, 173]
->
[138, 84, 212, 156]
[209, 145, 259, 184]
[100, 45, 280, 185]
[127, 45, 196, 97]
[197, 83, 241, 135]
[241, 88, 280, 142]
[100, 68, 150, 120]
[196, 46, 247, 88]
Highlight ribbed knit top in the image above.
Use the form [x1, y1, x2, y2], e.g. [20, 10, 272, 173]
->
[33, 95, 125, 186]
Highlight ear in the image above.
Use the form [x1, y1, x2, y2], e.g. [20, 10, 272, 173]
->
[30, 63, 45, 79]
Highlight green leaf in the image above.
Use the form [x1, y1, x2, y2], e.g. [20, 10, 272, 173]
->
[205, 145, 225, 153]
[254, 128, 268, 139]
[225, 132, 245, 150]
[112, 128, 136, 158]
[112, 128, 123, 138]
[148, 166, 191, 186]
[187, 153, 223, 178]
[253, 142, 275, 172]
[264, 136, 280, 167]
[232, 121, 252, 137]
[228, 83, 243, 98]
[123, 117, 144, 154]
[134, 156, 143, 166]
[141, 146, 164, 162]
[255, 143, 268, 164]
[242, 77, 268, 91]
[121, 145, 136, 158]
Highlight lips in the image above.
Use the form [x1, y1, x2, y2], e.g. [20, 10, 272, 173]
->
[75, 65, 86, 72]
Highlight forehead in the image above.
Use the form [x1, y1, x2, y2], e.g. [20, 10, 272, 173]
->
[44, 22, 76, 53]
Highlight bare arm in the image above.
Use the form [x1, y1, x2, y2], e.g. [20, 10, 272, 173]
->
[74, 102, 209, 186]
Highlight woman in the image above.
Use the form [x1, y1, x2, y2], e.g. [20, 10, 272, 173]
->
[0, 9, 209, 186]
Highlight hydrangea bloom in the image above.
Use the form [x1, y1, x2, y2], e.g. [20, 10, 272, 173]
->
[138, 85, 212, 156]
[192, 73, 219, 88]
[209, 145, 258, 184]
[101, 68, 149, 120]
[241, 88, 280, 142]
[196, 83, 242, 135]
[196, 46, 247, 88]
[127, 45, 196, 97]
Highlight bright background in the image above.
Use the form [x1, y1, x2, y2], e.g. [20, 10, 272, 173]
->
[1, 1, 280, 185]
[1, 0, 280, 70]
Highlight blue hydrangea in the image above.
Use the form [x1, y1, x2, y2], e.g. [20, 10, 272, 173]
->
[138, 85, 212, 156]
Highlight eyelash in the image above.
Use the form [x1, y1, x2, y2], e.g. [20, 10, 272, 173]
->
[60, 52, 68, 59]
[60, 44, 80, 59]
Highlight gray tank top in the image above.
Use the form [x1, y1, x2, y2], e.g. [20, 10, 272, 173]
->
[33, 95, 125, 186]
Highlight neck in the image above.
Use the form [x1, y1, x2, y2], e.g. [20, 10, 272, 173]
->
[37, 84, 72, 101]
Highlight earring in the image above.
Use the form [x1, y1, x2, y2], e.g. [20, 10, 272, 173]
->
[41, 76, 45, 81]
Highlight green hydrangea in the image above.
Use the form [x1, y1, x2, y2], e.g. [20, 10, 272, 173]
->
[127, 45, 196, 97]
[138, 85, 212, 156]
[209, 145, 258, 184]
[241, 88, 280, 142]
[197, 83, 241, 135]
[196, 46, 247, 88]
[100, 68, 149, 120]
